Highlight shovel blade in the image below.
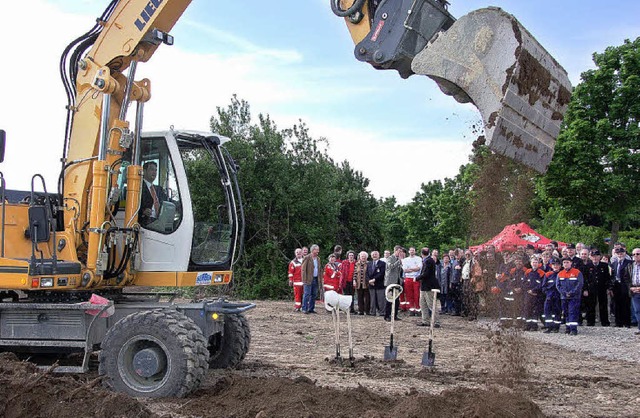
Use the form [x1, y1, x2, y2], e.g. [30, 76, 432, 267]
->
[422, 350, 436, 367]
[383, 345, 398, 361]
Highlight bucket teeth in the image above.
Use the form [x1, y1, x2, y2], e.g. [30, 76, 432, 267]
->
[412, 7, 572, 173]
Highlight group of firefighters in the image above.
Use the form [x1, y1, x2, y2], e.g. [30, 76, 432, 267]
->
[494, 255, 584, 335]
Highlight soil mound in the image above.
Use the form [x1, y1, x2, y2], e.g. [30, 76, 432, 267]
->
[0, 353, 152, 418]
[174, 374, 544, 418]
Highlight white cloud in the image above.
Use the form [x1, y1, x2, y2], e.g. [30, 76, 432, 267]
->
[181, 19, 304, 63]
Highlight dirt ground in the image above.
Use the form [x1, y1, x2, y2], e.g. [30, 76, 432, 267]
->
[1, 300, 639, 417]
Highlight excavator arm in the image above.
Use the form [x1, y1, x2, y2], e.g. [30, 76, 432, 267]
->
[334, 0, 572, 173]
[61, 0, 192, 287]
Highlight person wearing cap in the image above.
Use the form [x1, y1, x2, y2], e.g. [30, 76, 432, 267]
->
[577, 248, 592, 325]
[522, 256, 545, 331]
[566, 243, 584, 271]
[610, 245, 633, 327]
[492, 258, 513, 327]
[556, 257, 584, 335]
[321, 253, 342, 296]
[542, 257, 563, 333]
[586, 249, 612, 326]
[507, 256, 528, 328]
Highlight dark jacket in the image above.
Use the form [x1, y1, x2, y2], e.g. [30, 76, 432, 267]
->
[140, 182, 168, 226]
[542, 270, 560, 296]
[624, 262, 640, 297]
[523, 268, 545, 294]
[417, 256, 439, 291]
[586, 261, 611, 291]
[366, 259, 386, 289]
[610, 257, 631, 283]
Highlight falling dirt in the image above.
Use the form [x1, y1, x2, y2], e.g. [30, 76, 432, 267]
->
[1, 300, 639, 417]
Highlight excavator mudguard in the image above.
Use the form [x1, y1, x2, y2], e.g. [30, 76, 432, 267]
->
[411, 7, 572, 173]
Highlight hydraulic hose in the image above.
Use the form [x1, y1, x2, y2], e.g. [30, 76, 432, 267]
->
[330, 0, 366, 17]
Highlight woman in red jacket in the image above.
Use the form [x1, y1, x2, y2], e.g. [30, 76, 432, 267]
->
[322, 254, 342, 294]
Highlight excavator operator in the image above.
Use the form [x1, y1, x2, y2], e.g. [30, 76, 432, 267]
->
[140, 161, 167, 227]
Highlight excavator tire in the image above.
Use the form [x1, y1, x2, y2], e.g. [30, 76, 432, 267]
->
[238, 313, 251, 362]
[99, 309, 209, 398]
[208, 313, 251, 369]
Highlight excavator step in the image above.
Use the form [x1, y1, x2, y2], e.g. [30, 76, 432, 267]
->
[411, 7, 572, 173]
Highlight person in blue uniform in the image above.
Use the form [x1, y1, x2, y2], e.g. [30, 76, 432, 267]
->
[556, 257, 584, 335]
[523, 257, 545, 331]
[542, 258, 563, 333]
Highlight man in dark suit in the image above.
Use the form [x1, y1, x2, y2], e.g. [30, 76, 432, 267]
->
[140, 161, 167, 227]
[367, 250, 386, 316]
[586, 249, 612, 326]
[417, 248, 441, 327]
[610, 246, 633, 327]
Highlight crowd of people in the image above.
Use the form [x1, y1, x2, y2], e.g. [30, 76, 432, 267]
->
[287, 241, 640, 335]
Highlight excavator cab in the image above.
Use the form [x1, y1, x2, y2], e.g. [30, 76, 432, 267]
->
[116, 130, 243, 275]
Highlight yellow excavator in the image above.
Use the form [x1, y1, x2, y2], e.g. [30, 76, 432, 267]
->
[0, 0, 571, 397]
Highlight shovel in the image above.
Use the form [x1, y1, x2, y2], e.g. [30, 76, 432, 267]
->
[384, 284, 403, 361]
[331, 307, 341, 361]
[345, 309, 355, 367]
[422, 289, 440, 366]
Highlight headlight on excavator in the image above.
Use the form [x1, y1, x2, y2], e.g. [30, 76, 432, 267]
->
[40, 278, 54, 288]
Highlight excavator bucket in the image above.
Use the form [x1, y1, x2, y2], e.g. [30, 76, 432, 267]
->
[411, 7, 572, 173]
[341, 0, 572, 173]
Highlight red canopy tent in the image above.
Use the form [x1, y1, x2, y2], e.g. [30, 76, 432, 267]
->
[470, 222, 566, 252]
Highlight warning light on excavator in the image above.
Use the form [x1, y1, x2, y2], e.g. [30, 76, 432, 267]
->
[212, 313, 219, 320]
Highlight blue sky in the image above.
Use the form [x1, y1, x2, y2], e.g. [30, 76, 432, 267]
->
[1, 0, 639, 202]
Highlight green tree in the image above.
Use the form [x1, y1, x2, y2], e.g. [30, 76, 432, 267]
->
[541, 38, 640, 248]
[205, 96, 385, 299]
[377, 196, 408, 251]
[402, 163, 473, 250]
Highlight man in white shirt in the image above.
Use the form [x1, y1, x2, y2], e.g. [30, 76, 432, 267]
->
[402, 247, 422, 316]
